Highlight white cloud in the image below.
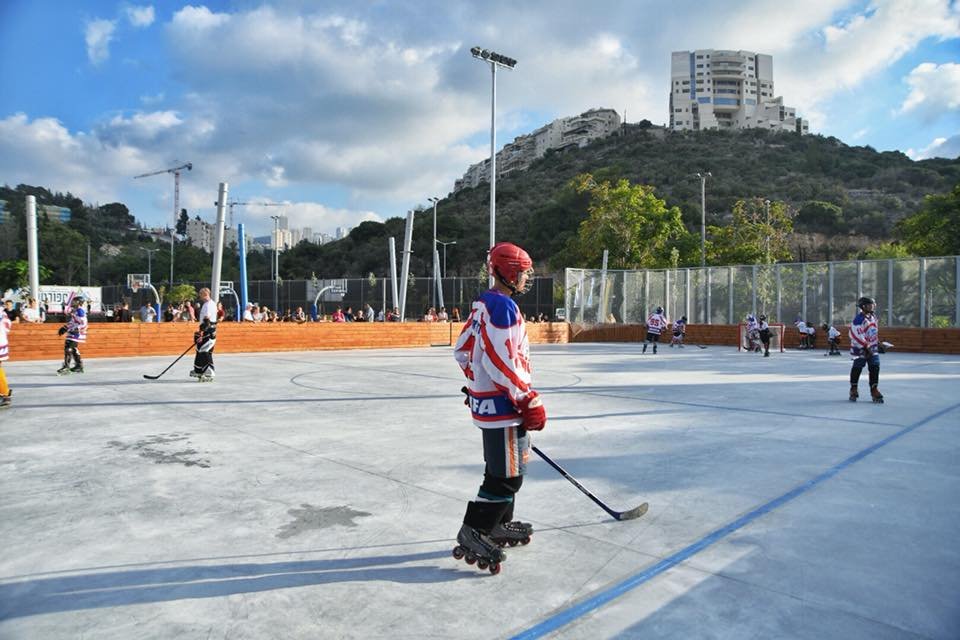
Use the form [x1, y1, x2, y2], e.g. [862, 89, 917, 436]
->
[906, 134, 960, 159]
[897, 62, 960, 120]
[170, 5, 229, 31]
[851, 128, 869, 140]
[85, 18, 116, 65]
[126, 5, 155, 28]
[777, 0, 960, 115]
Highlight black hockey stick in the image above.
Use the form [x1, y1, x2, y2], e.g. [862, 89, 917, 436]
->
[531, 445, 648, 521]
[143, 343, 196, 380]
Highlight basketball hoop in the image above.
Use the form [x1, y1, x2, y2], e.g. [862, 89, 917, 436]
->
[127, 273, 150, 293]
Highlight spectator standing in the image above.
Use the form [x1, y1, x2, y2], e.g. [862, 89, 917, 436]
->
[332, 307, 346, 322]
[451, 307, 461, 323]
[437, 307, 449, 322]
[139, 303, 156, 323]
[3, 299, 20, 323]
[343, 306, 355, 322]
[21, 298, 44, 323]
[243, 303, 255, 322]
[364, 303, 375, 322]
[114, 302, 132, 323]
[293, 306, 306, 323]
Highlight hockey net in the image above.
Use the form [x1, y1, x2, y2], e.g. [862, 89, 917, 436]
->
[738, 323, 785, 353]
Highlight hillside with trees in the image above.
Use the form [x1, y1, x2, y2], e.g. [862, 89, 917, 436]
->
[1, 126, 958, 292]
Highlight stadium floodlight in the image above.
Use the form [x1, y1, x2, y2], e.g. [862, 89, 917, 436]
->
[471, 46, 517, 279]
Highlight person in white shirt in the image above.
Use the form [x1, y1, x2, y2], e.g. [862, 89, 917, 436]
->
[20, 298, 43, 323]
[823, 323, 842, 356]
[190, 288, 218, 381]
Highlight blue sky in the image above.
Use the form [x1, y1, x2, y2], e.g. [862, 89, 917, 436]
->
[1, 0, 958, 237]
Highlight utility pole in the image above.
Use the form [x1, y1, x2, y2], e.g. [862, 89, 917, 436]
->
[696, 172, 711, 268]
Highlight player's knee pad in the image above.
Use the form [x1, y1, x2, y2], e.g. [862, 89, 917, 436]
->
[479, 473, 523, 501]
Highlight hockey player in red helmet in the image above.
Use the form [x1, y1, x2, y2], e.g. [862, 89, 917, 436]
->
[451, 242, 544, 573]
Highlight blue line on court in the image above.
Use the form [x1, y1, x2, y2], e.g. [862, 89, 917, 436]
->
[511, 401, 960, 640]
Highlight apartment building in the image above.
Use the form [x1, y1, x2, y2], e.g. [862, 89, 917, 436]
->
[669, 50, 808, 134]
[454, 108, 621, 192]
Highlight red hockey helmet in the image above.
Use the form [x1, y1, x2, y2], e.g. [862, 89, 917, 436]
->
[488, 242, 534, 293]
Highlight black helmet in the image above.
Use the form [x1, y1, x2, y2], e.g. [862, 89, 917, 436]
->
[680, 315, 687, 322]
[857, 296, 875, 311]
[758, 314, 766, 321]
[656, 306, 663, 314]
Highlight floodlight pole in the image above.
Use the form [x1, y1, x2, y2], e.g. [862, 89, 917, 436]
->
[139, 247, 159, 283]
[471, 46, 517, 284]
[764, 199, 771, 265]
[270, 215, 281, 312]
[429, 196, 439, 309]
[697, 172, 711, 268]
[438, 240, 457, 277]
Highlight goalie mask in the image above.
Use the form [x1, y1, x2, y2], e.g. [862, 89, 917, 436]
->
[488, 242, 534, 295]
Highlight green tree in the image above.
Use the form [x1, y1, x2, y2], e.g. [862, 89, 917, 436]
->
[0, 260, 53, 293]
[897, 183, 960, 256]
[860, 242, 912, 259]
[710, 198, 794, 265]
[569, 174, 690, 268]
[796, 201, 843, 232]
[40, 223, 88, 284]
[166, 284, 197, 304]
[176, 209, 188, 235]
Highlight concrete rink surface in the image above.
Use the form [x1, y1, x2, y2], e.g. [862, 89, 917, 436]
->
[1, 343, 958, 640]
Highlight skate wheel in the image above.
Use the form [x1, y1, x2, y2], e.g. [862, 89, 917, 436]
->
[521, 536, 531, 545]
[488, 563, 501, 575]
[507, 539, 518, 547]
[477, 559, 488, 570]
[452, 546, 464, 560]
[464, 554, 476, 565]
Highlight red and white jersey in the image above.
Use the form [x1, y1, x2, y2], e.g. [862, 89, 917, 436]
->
[849, 312, 878, 358]
[454, 289, 533, 429]
[65, 307, 88, 342]
[646, 312, 667, 335]
[0, 312, 11, 361]
[746, 317, 759, 333]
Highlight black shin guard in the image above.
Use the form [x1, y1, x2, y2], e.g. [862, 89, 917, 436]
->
[868, 364, 879, 387]
[850, 365, 864, 385]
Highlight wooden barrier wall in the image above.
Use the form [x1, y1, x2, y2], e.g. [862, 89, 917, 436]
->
[5, 321, 570, 362]
[7, 321, 957, 361]
[567, 323, 960, 354]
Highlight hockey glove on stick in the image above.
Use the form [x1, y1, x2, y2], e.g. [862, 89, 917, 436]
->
[58, 326, 67, 336]
[518, 391, 547, 431]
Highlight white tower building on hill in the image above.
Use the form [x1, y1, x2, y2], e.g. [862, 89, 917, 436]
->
[669, 49, 808, 134]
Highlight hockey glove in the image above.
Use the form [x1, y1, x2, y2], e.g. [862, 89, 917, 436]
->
[193, 331, 203, 346]
[460, 386, 470, 407]
[58, 326, 67, 336]
[877, 344, 886, 354]
[517, 391, 547, 431]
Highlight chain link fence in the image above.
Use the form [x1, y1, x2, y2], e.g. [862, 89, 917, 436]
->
[101, 276, 557, 322]
[566, 256, 959, 328]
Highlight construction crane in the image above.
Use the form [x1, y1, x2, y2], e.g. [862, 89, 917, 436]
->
[134, 162, 192, 287]
[217, 200, 286, 227]
[134, 162, 193, 230]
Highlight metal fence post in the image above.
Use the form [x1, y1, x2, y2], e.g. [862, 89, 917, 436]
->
[751, 265, 757, 314]
[728, 267, 734, 324]
[801, 263, 807, 322]
[919, 257, 926, 328]
[665, 269, 671, 321]
[856, 260, 863, 300]
[956, 257, 959, 327]
[685, 268, 691, 322]
[776, 264, 781, 323]
[706, 268, 712, 324]
[828, 262, 835, 325]
[887, 260, 894, 326]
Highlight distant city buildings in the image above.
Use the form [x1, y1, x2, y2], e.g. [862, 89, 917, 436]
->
[669, 49, 807, 134]
[454, 108, 622, 192]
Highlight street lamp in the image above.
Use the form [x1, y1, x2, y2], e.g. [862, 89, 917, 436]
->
[270, 215, 281, 312]
[471, 46, 517, 267]
[428, 196, 439, 308]
[764, 199, 771, 264]
[696, 172, 712, 268]
[139, 247, 159, 283]
[437, 240, 457, 277]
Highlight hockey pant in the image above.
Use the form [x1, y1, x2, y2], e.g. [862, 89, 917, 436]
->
[829, 338, 840, 353]
[759, 329, 771, 348]
[193, 334, 217, 375]
[63, 339, 82, 369]
[463, 426, 529, 532]
[850, 354, 880, 387]
[0, 366, 9, 397]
